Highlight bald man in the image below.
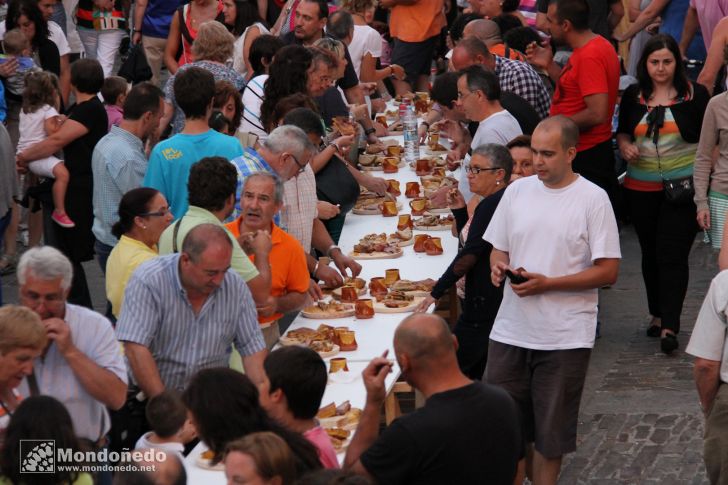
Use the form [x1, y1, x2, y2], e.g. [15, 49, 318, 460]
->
[485, 116, 620, 484]
[117, 223, 267, 400]
[344, 313, 521, 485]
[463, 18, 503, 46]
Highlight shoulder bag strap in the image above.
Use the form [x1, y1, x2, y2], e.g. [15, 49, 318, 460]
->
[172, 219, 183, 253]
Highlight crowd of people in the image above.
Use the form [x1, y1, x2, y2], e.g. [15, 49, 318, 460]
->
[1, 0, 728, 483]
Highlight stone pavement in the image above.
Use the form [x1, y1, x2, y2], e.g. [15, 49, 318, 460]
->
[559, 225, 716, 484]
[0, 224, 720, 483]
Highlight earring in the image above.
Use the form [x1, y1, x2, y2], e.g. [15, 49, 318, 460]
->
[143, 225, 148, 229]
[495, 180, 501, 186]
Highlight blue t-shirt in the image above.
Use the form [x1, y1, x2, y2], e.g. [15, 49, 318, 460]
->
[142, 0, 181, 38]
[144, 130, 244, 219]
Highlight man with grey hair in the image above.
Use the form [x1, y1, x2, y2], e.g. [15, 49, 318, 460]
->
[117, 223, 266, 398]
[16, 246, 128, 446]
[454, 64, 521, 202]
[225, 172, 310, 348]
[484, 115, 621, 484]
[230, 124, 316, 220]
[344, 313, 521, 483]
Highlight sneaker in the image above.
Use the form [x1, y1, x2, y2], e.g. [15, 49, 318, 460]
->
[52, 211, 75, 228]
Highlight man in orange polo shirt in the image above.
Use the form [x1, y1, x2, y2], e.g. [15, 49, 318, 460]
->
[380, 0, 447, 94]
[226, 172, 310, 348]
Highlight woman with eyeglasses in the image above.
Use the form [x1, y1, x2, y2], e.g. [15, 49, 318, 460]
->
[415, 143, 513, 380]
[616, 34, 709, 354]
[105, 188, 173, 319]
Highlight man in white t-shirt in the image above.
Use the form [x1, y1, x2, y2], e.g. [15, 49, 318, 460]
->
[484, 115, 621, 485]
[455, 65, 521, 202]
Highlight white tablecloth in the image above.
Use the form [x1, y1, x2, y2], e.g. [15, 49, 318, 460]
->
[185, 133, 459, 479]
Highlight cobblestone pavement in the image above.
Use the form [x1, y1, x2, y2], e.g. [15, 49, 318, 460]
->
[0, 224, 720, 483]
[559, 225, 717, 484]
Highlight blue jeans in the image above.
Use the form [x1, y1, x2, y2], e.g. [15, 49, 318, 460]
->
[0, 208, 12, 305]
[50, 3, 67, 35]
[94, 240, 115, 321]
[95, 240, 114, 275]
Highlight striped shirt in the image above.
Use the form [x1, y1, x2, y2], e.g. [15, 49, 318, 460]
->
[495, 55, 551, 120]
[240, 74, 267, 139]
[625, 105, 697, 192]
[18, 304, 127, 441]
[92, 126, 147, 247]
[115, 254, 265, 391]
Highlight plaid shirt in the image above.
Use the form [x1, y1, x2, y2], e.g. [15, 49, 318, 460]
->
[495, 55, 551, 120]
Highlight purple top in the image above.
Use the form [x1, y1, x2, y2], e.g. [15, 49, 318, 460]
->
[105, 105, 123, 131]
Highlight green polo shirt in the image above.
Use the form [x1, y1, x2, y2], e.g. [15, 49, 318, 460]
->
[158, 206, 259, 282]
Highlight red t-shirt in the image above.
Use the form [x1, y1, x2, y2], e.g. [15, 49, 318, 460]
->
[549, 35, 620, 152]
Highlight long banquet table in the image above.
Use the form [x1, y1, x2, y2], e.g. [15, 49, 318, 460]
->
[185, 130, 461, 481]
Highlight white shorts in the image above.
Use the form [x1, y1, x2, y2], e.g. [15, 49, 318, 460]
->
[28, 155, 63, 179]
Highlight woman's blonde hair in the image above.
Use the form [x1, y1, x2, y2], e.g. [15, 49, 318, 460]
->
[0, 305, 47, 355]
[313, 37, 345, 61]
[192, 21, 236, 63]
[225, 432, 297, 485]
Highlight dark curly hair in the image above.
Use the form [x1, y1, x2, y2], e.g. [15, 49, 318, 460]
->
[0, 396, 88, 485]
[182, 368, 323, 475]
[213, 80, 243, 132]
[187, 156, 238, 212]
[260, 45, 312, 133]
[6, 0, 49, 49]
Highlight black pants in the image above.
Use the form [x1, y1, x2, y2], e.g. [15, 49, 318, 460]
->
[454, 296, 498, 380]
[626, 189, 698, 333]
[42, 206, 93, 308]
[573, 139, 620, 217]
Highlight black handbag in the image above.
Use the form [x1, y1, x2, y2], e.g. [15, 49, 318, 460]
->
[315, 154, 359, 214]
[117, 44, 152, 84]
[647, 105, 695, 205]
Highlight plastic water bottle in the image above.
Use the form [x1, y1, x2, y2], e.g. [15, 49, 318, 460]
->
[403, 105, 419, 164]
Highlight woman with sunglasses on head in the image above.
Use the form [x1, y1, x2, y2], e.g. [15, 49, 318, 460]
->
[617, 34, 709, 354]
[414, 144, 513, 380]
[105, 188, 173, 319]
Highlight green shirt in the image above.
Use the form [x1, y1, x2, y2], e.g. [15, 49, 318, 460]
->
[158, 206, 259, 282]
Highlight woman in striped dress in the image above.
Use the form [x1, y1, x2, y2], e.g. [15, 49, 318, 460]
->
[617, 34, 709, 354]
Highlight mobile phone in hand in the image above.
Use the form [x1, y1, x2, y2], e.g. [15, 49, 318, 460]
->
[505, 269, 528, 284]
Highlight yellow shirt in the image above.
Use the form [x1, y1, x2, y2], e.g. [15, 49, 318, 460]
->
[106, 235, 158, 317]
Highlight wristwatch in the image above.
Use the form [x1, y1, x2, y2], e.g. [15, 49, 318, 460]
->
[364, 127, 376, 136]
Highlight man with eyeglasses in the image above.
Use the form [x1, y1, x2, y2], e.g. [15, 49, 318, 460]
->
[452, 65, 521, 203]
[92, 82, 165, 274]
[16, 246, 128, 454]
